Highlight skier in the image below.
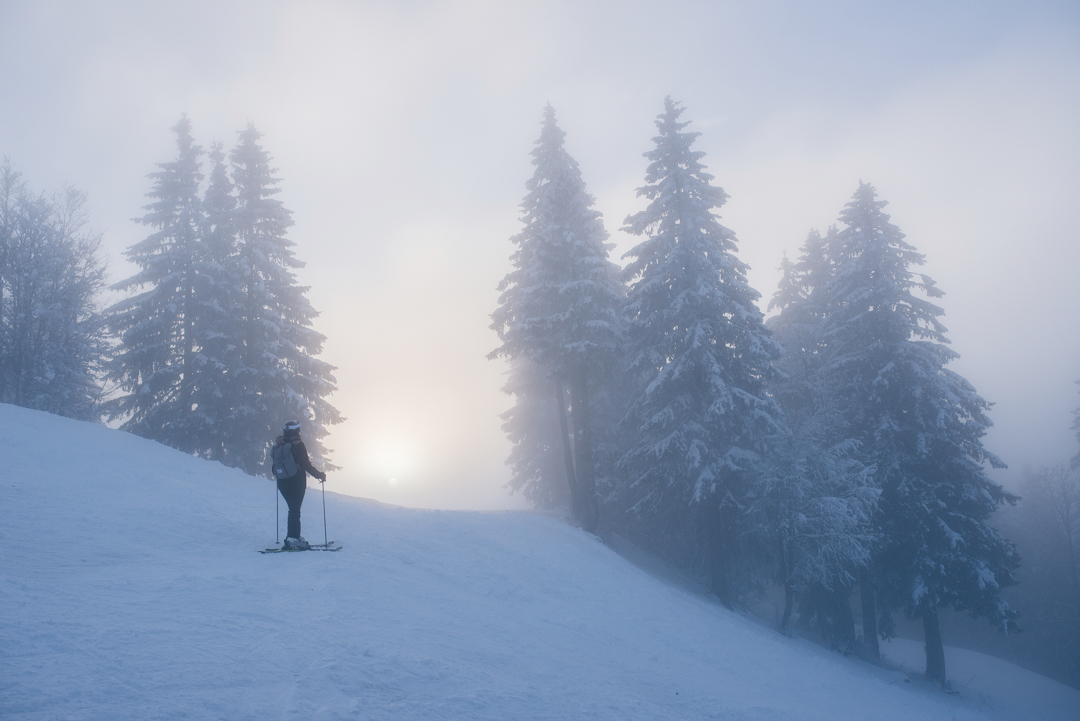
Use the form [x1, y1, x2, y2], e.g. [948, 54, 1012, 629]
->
[271, 420, 327, 550]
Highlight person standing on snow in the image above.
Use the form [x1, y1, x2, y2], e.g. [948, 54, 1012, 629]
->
[271, 420, 327, 550]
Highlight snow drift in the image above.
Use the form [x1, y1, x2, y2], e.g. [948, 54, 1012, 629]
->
[1, 404, 1076, 720]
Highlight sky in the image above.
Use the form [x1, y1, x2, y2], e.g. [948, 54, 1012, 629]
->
[1, 0, 1078, 509]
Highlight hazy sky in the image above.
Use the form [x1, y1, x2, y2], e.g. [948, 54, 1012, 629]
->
[2, 1, 1078, 509]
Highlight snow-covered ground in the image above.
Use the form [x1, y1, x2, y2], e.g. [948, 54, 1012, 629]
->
[881, 639, 1078, 721]
[2, 404, 1077, 720]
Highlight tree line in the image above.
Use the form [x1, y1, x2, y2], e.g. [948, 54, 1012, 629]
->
[490, 98, 1078, 686]
[0, 117, 340, 475]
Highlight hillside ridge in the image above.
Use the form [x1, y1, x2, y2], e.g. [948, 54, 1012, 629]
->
[2, 404, 1075, 720]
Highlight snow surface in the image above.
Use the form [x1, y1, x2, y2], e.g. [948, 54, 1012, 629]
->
[882, 638, 1079, 721]
[3, 403, 1077, 720]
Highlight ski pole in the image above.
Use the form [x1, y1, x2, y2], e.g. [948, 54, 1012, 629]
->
[321, 474, 328, 548]
[275, 478, 280, 544]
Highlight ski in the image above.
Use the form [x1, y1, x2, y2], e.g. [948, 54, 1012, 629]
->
[309, 542, 341, 551]
[259, 542, 341, 553]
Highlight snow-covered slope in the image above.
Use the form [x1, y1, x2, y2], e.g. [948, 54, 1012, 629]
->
[881, 638, 1078, 721]
[2, 404, 1076, 720]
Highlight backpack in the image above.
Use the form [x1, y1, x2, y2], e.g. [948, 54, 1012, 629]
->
[271, 441, 300, 481]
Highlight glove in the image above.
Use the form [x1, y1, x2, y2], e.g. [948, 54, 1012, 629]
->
[317, 471, 327, 483]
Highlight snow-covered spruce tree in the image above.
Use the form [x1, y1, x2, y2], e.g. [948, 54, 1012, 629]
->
[1013, 463, 1080, 684]
[770, 252, 800, 317]
[766, 228, 836, 419]
[498, 357, 571, 510]
[768, 229, 834, 335]
[763, 228, 878, 644]
[490, 105, 625, 531]
[1073, 380, 1080, 468]
[820, 182, 1019, 683]
[756, 435, 877, 640]
[0, 161, 107, 420]
[106, 116, 207, 451]
[221, 123, 341, 475]
[189, 141, 238, 461]
[619, 98, 783, 605]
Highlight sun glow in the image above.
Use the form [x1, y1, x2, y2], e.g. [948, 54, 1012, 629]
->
[358, 435, 421, 482]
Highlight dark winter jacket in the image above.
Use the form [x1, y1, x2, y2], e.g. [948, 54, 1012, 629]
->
[273, 435, 325, 484]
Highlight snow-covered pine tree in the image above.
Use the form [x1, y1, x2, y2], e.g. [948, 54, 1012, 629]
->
[499, 356, 571, 510]
[190, 141, 238, 462]
[0, 161, 107, 420]
[767, 228, 836, 419]
[762, 436, 876, 649]
[221, 123, 341, 475]
[106, 116, 206, 451]
[490, 105, 625, 531]
[770, 252, 800, 315]
[1073, 380, 1080, 468]
[820, 181, 1019, 683]
[764, 228, 878, 645]
[769, 228, 834, 326]
[619, 98, 783, 605]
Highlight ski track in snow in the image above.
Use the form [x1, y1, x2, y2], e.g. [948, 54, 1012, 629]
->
[1, 404, 1077, 720]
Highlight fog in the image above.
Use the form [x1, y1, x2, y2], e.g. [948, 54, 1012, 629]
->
[2, 0, 1078, 510]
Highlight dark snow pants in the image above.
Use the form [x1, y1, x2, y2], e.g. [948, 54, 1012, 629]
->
[277, 475, 306, 539]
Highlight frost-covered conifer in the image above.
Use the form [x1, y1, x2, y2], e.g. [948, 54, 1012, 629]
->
[760, 434, 877, 641]
[765, 228, 878, 644]
[498, 357, 571, 510]
[767, 228, 837, 419]
[770, 229, 833, 324]
[619, 98, 782, 603]
[490, 105, 624, 530]
[190, 142, 238, 461]
[1072, 381, 1080, 468]
[0, 162, 107, 420]
[820, 182, 1019, 683]
[769, 252, 801, 316]
[222, 124, 341, 474]
[106, 116, 207, 450]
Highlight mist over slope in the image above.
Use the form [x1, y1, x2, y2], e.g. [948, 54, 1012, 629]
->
[1, 404, 1074, 720]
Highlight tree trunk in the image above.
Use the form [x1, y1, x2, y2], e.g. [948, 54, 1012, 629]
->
[569, 362, 598, 533]
[779, 538, 795, 634]
[701, 499, 734, 609]
[860, 570, 880, 660]
[923, 607, 947, 686]
[554, 379, 580, 522]
[181, 270, 195, 444]
[781, 581, 795, 634]
[832, 583, 858, 654]
[807, 583, 857, 652]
